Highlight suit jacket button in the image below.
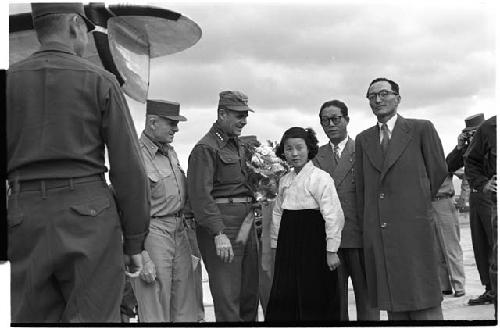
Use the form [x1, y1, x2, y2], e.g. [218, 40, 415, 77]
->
[380, 222, 387, 228]
[379, 193, 385, 199]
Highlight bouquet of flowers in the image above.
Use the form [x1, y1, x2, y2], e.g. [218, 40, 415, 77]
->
[245, 140, 289, 202]
[236, 137, 289, 245]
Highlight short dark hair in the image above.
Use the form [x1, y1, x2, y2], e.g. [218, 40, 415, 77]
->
[34, 13, 80, 41]
[319, 99, 349, 118]
[275, 127, 319, 161]
[366, 77, 400, 97]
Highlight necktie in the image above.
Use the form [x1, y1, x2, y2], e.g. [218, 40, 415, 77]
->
[333, 144, 340, 163]
[380, 123, 390, 155]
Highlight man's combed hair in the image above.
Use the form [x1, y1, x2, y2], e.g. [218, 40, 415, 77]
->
[275, 127, 319, 161]
[366, 77, 400, 97]
[319, 99, 349, 118]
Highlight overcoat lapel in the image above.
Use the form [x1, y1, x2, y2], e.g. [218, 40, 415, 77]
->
[333, 138, 355, 187]
[316, 144, 336, 179]
[363, 125, 383, 173]
[380, 115, 413, 181]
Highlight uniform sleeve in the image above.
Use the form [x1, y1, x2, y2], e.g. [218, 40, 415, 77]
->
[187, 145, 225, 235]
[464, 125, 489, 191]
[270, 178, 284, 249]
[310, 171, 344, 253]
[101, 80, 150, 255]
[421, 121, 448, 198]
[446, 146, 466, 173]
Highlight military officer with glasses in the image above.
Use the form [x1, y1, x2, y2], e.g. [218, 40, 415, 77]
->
[313, 100, 380, 321]
[355, 77, 448, 320]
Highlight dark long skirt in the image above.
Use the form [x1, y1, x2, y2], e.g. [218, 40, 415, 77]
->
[265, 209, 341, 322]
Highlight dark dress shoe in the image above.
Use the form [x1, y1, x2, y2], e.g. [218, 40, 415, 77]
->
[468, 290, 494, 305]
[442, 290, 453, 295]
[454, 291, 466, 297]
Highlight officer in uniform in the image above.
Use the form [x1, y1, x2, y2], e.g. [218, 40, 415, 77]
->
[447, 113, 495, 305]
[131, 100, 197, 322]
[187, 91, 259, 322]
[465, 115, 497, 317]
[7, 3, 150, 323]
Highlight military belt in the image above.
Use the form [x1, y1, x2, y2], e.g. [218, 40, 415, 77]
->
[9, 174, 104, 193]
[215, 197, 253, 204]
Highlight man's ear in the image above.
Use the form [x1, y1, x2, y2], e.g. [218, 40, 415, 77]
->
[217, 108, 226, 119]
[396, 94, 402, 105]
[68, 15, 79, 38]
[149, 116, 157, 129]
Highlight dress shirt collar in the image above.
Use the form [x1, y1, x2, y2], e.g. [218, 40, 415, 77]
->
[377, 114, 397, 133]
[36, 41, 77, 56]
[329, 136, 349, 156]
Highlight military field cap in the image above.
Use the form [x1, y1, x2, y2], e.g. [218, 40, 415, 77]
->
[31, 3, 95, 32]
[463, 113, 484, 132]
[218, 91, 254, 112]
[147, 99, 187, 121]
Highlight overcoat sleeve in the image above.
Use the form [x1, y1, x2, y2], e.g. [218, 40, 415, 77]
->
[354, 135, 365, 227]
[421, 121, 448, 198]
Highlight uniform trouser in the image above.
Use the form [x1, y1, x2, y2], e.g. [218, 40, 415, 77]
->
[258, 237, 274, 318]
[469, 191, 494, 290]
[259, 201, 275, 318]
[196, 203, 259, 322]
[8, 179, 123, 323]
[432, 198, 466, 293]
[185, 222, 205, 321]
[490, 201, 497, 318]
[338, 248, 380, 321]
[387, 305, 443, 320]
[131, 216, 196, 322]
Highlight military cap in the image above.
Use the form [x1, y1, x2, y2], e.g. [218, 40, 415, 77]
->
[463, 113, 484, 132]
[147, 99, 187, 121]
[31, 3, 95, 32]
[218, 91, 254, 112]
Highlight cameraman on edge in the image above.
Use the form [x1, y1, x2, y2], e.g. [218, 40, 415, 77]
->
[446, 113, 496, 306]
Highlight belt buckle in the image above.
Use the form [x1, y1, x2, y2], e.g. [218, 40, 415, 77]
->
[228, 197, 234, 204]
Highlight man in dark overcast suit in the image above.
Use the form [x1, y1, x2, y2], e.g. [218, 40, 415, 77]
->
[313, 99, 379, 321]
[355, 77, 448, 320]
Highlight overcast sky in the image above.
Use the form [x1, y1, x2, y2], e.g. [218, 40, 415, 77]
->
[143, 1, 497, 169]
[1, 0, 499, 323]
[7, 1, 498, 169]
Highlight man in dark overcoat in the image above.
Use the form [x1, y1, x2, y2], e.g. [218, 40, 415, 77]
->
[313, 99, 379, 321]
[354, 77, 448, 320]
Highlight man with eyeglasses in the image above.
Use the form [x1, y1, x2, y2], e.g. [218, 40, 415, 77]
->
[7, 3, 150, 322]
[312, 100, 379, 321]
[354, 77, 448, 320]
[187, 91, 259, 322]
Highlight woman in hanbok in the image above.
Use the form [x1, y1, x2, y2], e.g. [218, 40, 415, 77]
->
[266, 127, 344, 321]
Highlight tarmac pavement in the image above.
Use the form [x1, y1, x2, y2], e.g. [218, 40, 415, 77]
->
[200, 212, 496, 322]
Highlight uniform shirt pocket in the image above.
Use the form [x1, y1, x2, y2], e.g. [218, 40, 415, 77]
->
[216, 152, 242, 183]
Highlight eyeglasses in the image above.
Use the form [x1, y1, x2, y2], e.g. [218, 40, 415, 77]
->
[366, 90, 398, 101]
[320, 115, 344, 126]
